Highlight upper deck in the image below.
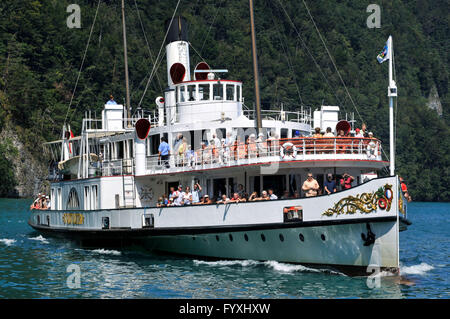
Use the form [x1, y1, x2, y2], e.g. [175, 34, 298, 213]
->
[93, 136, 384, 178]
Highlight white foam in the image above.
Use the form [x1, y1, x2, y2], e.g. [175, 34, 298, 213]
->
[400, 262, 434, 275]
[0, 238, 16, 246]
[28, 235, 49, 244]
[91, 249, 122, 256]
[193, 259, 345, 275]
[193, 259, 259, 267]
[264, 260, 317, 273]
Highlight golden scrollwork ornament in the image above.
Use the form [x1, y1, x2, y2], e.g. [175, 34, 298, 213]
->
[323, 184, 393, 217]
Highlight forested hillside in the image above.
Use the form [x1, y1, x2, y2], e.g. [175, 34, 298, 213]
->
[0, 0, 448, 201]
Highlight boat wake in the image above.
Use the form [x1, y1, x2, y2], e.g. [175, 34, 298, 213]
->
[400, 262, 434, 275]
[0, 238, 16, 246]
[193, 259, 346, 276]
[91, 249, 122, 256]
[28, 235, 49, 244]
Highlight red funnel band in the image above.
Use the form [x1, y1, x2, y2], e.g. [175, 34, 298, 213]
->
[135, 119, 151, 140]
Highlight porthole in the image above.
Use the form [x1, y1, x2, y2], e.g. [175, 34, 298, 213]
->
[261, 234, 266, 242]
[216, 235, 220, 241]
[279, 234, 284, 242]
[229, 234, 233, 242]
[321, 234, 326, 241]
[244, 234, 249, 241]
[299, 233, 304, 242]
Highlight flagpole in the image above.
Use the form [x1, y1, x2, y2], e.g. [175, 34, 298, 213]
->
[387, 35, 397, 176]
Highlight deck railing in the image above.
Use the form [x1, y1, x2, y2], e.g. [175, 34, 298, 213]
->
[144, 137, 382, 175]
[47, 137, 382, 180]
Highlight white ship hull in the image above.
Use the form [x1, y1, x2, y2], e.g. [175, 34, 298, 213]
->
[29, 176, 409, 276]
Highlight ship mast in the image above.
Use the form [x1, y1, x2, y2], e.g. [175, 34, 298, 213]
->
[249, 0, 263, 132]
[387, 35, 397, 176]
[121, 0, 131, 126]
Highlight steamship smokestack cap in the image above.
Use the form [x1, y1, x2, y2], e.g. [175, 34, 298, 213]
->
[165, 16, 188, 44]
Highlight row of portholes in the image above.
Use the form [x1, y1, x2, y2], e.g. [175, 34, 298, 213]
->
[191, 233, 327, 243]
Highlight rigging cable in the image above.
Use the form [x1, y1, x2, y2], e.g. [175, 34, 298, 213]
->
[275, 0, 346, 113]
[270, 10, 303, 105]
[137, 0, 183, 109]
[63, 0, 102, 127]
[300, 0, 362, 123]
[133, 0, 163, 93]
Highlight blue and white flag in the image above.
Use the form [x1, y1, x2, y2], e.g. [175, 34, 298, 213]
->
[377, 40, 389, 64]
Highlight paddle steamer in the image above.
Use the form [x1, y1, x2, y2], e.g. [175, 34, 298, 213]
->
[29, 11, 410, 276]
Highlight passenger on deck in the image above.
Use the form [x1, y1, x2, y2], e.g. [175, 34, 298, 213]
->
[157, 197, 164, 207]
[361, 123, 369, 138]
[177, 138, 188, 166]
[106, 95, 117, 105]
[400, 177, 412, 202]
[44, 196, 50, 210]
[224, 132, 234, 162]
[324, 173, 337, 195]
[158, 137, 170, 168]
[248, 192, 258, 201]
[340, 173, 354, 190]
[268, 189, 278, 200]
[174, 185, 184, 206]
[202, 195, 212, 204]
[323, 127, 334, 137]
[247, 134, 257, 159]
[293, 190, 300, 198]
[183, 186, 192, 205]
[281, 190, 290, 199]
[217, 194, 230, 204]
[228, 192, 244, 203]
[256, 133, 267, 157]
[366, 132, 377, 159]
[355, 128, 364, 138]
[252, 190, 270, 201]
[313, 127, 322, 138]
[237, 184, 245, 198]
[323, 127, 334, 153]
[192, 182, 202, 204]
[30, 193, 42, 210]
[302, 173, 320, 197]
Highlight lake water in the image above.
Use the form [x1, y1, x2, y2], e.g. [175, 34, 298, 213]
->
[0, 199, 448, 299]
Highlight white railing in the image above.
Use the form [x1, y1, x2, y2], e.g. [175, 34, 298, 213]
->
[243, 109, 311, 124]
[144, 137, 383, 175]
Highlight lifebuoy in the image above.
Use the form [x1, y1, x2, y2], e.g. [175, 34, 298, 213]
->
[280, 142, 297, 159]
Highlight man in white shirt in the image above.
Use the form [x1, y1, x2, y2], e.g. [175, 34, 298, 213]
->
[268, 189, 278, 200]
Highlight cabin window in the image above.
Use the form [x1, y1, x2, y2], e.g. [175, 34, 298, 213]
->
[213, 83, 223, 100]
[51, 188, 55, 211]
[180, 86, 186, 102]
[226, 84, 234, 101]
[199, 84, 210, 101]
[91, 185, 98, 210]
[67, 187, 80, 209]
[57, 188, 62, 210]
[84, 186, 91, 210]
[281, 128, 288, 139]
[237, 85, 241, 102]
[263, 175, 285, 198]
[187, 85, 196, 101]
[148, 134, 160, 155]
[213, 178, 226, 200]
